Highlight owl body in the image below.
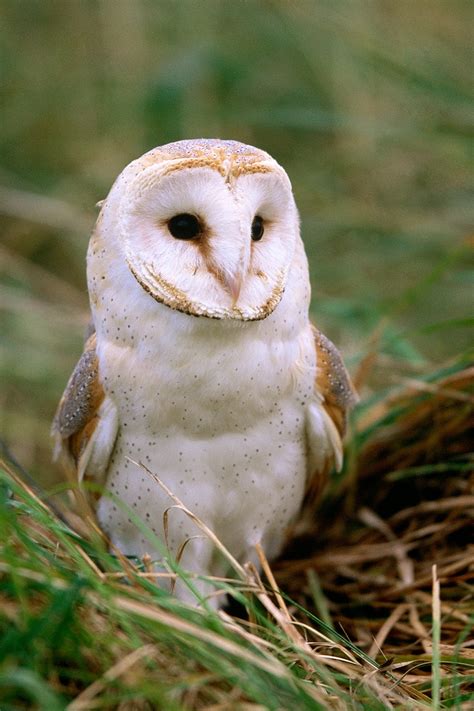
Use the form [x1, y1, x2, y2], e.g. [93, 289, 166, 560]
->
[94, 239, 315, 585]
[54, 140, 355, 605]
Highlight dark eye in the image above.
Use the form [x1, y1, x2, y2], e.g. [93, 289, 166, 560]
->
[251, 215, 264, 242]
[168, 213, 202, 240]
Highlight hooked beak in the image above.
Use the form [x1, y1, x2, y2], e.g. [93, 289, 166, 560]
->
[223, 271, 243, 306]
[206, 234, 250, 307]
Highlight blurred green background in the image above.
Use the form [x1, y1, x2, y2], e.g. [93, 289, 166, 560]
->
[1, 0, 472, 483]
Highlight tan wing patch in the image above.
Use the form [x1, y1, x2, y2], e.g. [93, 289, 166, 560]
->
[305, 329, 358, 500]
[314, 328, 358, 439]
[53, 332, 119, 512]
[53, 333, 104, 445]
[69, 414, 101, 465]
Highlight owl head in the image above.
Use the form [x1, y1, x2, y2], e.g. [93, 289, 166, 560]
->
[90, 139, 301, 321]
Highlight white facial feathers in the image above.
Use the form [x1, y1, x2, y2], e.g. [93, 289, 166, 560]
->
[91, 140, 300, 321]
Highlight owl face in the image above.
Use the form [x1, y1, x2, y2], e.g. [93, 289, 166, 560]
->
[107, 140, 299, 321]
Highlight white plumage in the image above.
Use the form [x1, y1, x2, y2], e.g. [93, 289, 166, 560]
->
[53, 139, 356, 606]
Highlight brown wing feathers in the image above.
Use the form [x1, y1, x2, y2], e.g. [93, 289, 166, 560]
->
[303, 328, 357, 501]
[52, 333, 105, 467]
[314, 328, 357, 440]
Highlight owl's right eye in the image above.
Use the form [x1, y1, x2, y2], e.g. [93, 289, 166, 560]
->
[167, 213, 202, 240]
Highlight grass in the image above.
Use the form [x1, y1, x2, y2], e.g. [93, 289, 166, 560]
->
[0, 1, 473, 708]
[0, 467, 390, 709]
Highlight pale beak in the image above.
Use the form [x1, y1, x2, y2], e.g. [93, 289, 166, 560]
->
[223, 271, 243, 306]
[207, 238, 248, 306]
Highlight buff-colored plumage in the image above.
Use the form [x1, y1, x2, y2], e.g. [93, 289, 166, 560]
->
[53, 139, 356, 606]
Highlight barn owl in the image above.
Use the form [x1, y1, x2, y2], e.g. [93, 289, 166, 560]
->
[53, 139, 356, 606]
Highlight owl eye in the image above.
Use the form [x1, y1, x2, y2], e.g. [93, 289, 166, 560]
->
[168, 213, 202, 240]
[251, 215, 264, 241]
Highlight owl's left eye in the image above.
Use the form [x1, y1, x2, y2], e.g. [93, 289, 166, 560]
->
[168, 213, 202, 240]
[251, 215, 264, 241]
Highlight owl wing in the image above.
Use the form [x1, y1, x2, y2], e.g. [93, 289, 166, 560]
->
[52, 332, 119, 496]
[305, 328, 358, 498]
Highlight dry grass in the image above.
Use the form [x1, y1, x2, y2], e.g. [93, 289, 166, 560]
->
[277, 363, 474, 703]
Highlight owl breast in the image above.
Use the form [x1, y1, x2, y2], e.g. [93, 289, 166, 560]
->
[95, 295, 316, 592]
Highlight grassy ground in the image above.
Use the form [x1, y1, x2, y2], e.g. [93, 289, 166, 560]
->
[1, 362, 472, 708]
[0, 1, 473, 708]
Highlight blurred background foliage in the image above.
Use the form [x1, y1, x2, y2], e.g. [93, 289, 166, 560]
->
[0, 0, 472, 484]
